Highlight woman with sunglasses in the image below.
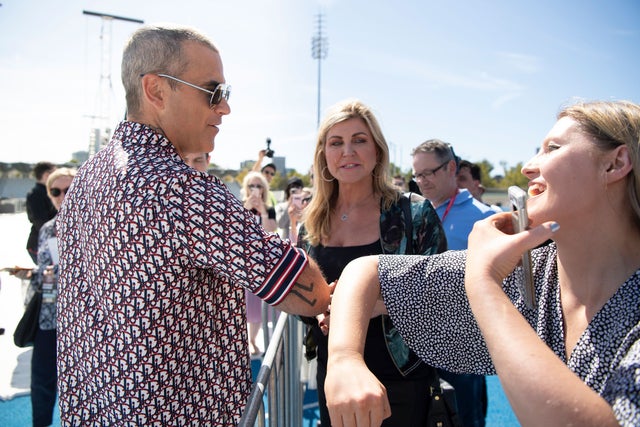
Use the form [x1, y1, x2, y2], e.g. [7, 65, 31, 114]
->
[241, 171, 277, 354]
[324, 100, 640, 427]
[26, 167, 76, 427]
[298, 99, 447, 426]
[252, 148, 279, 208]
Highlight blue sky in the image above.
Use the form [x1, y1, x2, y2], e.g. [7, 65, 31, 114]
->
[1, 0, 638, 175]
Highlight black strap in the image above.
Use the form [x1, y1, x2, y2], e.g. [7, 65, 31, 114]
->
[427, 374, 463, 427]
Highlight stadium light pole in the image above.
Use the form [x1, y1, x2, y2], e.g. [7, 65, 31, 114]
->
[311, 13, 328, 128]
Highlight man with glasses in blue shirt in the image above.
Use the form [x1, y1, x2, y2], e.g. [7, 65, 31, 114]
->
[411, 139, 497, 427]
[56, 24, 330, 426]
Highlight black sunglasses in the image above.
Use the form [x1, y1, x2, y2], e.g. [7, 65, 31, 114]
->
[141, 73, 231, 109]
[50, 187, 69, 197]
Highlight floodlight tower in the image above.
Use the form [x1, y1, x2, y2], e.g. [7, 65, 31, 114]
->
[83, 10, 143, 156]
[311, 13, 328, 128]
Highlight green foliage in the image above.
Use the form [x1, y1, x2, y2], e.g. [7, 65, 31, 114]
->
[476, 160, 498, 188]
[501, 162, 529, 188]
[269, 173, 285, 190]
[388, 162, 403, 178]
[2, 157, 531, 192]
[0, 162, 32, 178]
[235, 169, 249, 186]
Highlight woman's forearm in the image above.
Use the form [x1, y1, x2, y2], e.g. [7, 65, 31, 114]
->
[325, 255, 391, 426]
[469, 283, 618, 426]
[464, 217, 617, 426]
[328, 255, 381, 358]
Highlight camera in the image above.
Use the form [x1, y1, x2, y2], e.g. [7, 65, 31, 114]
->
[265, 138, 274, 158]
[508, 186, 536, 309]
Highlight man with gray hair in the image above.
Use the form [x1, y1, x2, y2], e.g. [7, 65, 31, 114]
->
[411, 139, 497, 427]
[56, 24, 330, 426]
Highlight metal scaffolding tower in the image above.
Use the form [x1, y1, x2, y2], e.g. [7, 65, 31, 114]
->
[83, 10, 143, 156]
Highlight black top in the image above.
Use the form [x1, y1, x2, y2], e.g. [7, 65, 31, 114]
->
[267, 206, 276, 220]
[250, 206, 276, 221]
[309, 240, 431, 380]
[25, 182, 56, 253]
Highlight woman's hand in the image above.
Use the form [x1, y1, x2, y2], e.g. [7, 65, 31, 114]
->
[317, 281, 337, 335]
[287, 202, 301, 222]
[465, 212, 557, 298]
[325, 351, 391, 427]
[6, 266, 33, 280]
[244, 193, 264, 213]
[317, 311, 330, 335]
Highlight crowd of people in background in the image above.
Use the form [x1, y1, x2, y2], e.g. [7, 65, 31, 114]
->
[14, 130, 502, 427]
[5, 22, 639, 427]
[13, 164, 77, 427]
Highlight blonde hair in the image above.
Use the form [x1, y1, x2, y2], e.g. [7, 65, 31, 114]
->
[303, 99, 398, 246]
[241, 171, 270, 205]
[46, 167, 77, 195]
[559, 100, 640, 228]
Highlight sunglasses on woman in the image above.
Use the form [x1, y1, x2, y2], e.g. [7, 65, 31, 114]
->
[50, 187, 70, 197]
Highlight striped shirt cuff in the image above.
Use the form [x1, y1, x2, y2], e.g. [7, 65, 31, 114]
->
[254, 246, 308, 305]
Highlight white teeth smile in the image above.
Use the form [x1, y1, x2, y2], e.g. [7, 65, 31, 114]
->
[528, 184, 546, 197]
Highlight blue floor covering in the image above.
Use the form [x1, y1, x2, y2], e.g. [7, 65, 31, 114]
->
[0, 363, 518, 426]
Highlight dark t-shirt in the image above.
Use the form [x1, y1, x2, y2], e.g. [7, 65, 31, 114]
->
[25, 182, 56, 254]
[309, 241, 433, 380]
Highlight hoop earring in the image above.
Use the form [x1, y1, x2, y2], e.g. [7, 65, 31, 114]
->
[321, 166, 335, 182]
[371, 167, 379, 179]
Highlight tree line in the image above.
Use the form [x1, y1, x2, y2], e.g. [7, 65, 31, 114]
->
[1, 158, 528, 192]
[233, 159, 529, 192]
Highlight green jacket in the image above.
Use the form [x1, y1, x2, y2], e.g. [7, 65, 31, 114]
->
[300, 192, 447, 375]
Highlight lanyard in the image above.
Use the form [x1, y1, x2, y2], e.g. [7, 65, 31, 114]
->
[440, 190, 458, 223]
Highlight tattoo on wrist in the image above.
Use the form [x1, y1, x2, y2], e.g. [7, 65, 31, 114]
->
[289, 281, 317, 307]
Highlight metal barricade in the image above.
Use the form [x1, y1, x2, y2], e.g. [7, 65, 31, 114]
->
[238, 306, 305, 427]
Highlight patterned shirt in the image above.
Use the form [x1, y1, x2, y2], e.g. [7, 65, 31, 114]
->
[57, 121, 308, 426]
[379, 243, 640, 426]
[29, 216, 58, 330]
